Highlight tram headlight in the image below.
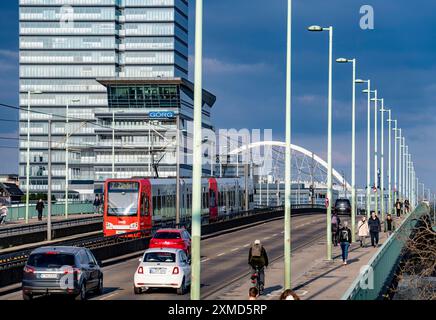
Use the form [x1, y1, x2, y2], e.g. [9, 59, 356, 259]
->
[106, 222, 113, 230]
[130, 223, 138, 230]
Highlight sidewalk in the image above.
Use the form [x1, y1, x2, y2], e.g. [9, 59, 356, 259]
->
[208, 215, 404, 300]
[0, 213, 102, 230]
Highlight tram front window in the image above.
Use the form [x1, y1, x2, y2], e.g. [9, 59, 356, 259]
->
[107, 182, 139, 217]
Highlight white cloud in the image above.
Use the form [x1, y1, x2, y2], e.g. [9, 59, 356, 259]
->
[188, 55, 270, 75]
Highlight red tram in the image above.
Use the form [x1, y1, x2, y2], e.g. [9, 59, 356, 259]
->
[103, 177, 254, 237]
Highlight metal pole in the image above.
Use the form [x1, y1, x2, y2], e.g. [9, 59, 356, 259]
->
[366, 81, 371, 218]
[47, 118, 52, 241]
[398, 131, 403, 201]
[380, 100, 385, 224]
[65, 101, 69, 219]
[284, 0, 292, 288]
[25, 91, 31, 224]
[393, 122, 398, 209]
[326, 26, 333, 260]
[191, 0, 203, 300]
[373, 92, 378, 216]
[245, 163, 249, 210]
[387, 112, 392, 216]
[176, 115, 181, 227]
[112, 109, 115, 178]
[350, 59, 356, 242]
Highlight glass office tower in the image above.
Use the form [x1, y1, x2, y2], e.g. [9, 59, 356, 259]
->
[19, 0, 189, 200]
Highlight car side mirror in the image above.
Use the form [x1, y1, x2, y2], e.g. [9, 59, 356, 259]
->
[97, 260, 102, 266]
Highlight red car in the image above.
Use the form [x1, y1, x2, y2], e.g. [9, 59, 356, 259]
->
[149, 229, 191, 256]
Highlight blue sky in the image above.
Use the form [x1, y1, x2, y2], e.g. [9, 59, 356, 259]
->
[1, 0, 436, 191]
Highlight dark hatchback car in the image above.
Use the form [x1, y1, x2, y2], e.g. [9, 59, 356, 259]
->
[334, 199, 352, 216]
[22, 246, 103, 300]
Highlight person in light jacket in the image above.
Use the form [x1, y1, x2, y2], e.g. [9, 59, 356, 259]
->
[357, 216, 369, 248]
[0, 204, 8, 225]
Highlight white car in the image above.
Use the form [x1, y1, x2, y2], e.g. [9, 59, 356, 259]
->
[133, 248, 191, 295]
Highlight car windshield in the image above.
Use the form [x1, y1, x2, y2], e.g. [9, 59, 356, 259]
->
[143, 252, 176, 263]
[107, 182, 139, 217]
[27, 253, 75, 268]
[336, 200, 350, 206]
[153, 232, 181, 239]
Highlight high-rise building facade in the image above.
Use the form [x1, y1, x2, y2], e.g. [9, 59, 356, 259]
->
[19, 0, 190, 200]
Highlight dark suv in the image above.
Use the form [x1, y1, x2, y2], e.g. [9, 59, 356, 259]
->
[334, 199, 351, 216]
[22, 246, 103, 300]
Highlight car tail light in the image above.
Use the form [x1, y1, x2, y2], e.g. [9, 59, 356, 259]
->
[137, 267, 144, 274]
[64, 268, 81, 276]
[23, 266, 35, 274]
[45, 251, 58, 255]
[172, 267, 179, 275]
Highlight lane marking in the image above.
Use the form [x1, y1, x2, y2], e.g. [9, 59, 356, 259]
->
[99, 292, 119, 300]
[272, 233, 278, 237]
[243, 244, 250, 248]
[263, 237, 271, 240]
[201, 258, 210, 263]
[231, 248, 239, 252]
[217, 252, 226, 257]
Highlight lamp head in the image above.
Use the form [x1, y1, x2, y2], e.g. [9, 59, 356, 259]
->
[308, 25, 323, 32]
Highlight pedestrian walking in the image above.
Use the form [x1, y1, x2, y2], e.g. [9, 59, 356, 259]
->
[368, 211, 381, 248]
[93, 195, 101, 214]
[0, 204, 8, 225]
[386, 214, 395, 236]
[331, 213, 341, 247]
[36, 199, 45, 221]
[357, 216, 369, 248]
[339, 221, 352, 265]
[404, 199, 410, 214]
[395, 199, 402, 217]
[279, 289, 300, 300]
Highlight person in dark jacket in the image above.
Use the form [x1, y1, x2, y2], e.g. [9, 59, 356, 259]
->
[36, 199, 45, 221]
[386, 214, 395, 236]
[339, 221, 352, 265]
[93, 195, 101, 214]
[331, 213, 341, 247]
[395, 199, 402, 217]
[367, 211, 381, 248]
[248, 240, 269, 293]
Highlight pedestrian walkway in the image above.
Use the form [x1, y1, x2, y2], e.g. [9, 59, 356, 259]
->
[207, 214, 406, 300]
[0, 213, 102, 230]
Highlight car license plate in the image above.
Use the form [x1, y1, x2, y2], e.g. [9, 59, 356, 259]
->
[39, 273, 58, 279]
[150, 268, 166, 274]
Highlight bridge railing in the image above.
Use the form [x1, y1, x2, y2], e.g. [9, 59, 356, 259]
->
[5, 202, 95, 222]
[341, 203, 431, 300]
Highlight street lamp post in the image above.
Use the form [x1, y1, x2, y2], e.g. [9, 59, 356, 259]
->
[371, 93, 379, 216]
[362, 84, 373, 217]
[25, 90, 43, 224]
[387, 110, 392, 217]
[284, 0, 293, 289]
[191, 0, 203, 300]
[379, 100, 386, 224]
[65, 99, 80, 219]
[392, 121, 398, 208]
[337, 57, 357, 241]
[308, 24, 334, 260]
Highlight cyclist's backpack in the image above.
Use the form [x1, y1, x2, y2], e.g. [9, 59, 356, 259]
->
[341, 229, 349, 242]
[251, 244, 262, 258]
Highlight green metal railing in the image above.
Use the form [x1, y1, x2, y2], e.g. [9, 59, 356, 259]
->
[341, 203, 430, 300]
[6, 202, 95, 221]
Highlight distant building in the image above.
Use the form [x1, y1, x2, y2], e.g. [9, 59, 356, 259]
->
[0, 174, 19, 186]
[0, 183, 25, 205]
[18, 0, 191, 200]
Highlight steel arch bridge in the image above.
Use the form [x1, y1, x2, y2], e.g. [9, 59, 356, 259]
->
[229, 140, 351, 190]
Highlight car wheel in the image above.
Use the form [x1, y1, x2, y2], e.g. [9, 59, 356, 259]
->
[96, 277, 104, 295]
[177, 277, 186, 295]
[75, 283, 87, 301]
[22, 292, 32, 301]
[134, 286, 142, 295]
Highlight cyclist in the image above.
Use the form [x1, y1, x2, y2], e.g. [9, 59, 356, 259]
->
[248, 239, 269, 293]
